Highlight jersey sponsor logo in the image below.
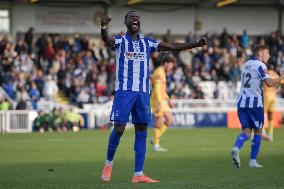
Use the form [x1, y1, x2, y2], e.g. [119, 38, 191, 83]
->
[244, 65, 251, 70]
[125, 51, 145, 61]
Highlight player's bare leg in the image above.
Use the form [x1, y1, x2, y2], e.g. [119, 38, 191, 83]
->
[267, 111, 274, 142]
[153, 112, 173, 152]
[153, 115, 166, 152]
[262, 112, 270, 141]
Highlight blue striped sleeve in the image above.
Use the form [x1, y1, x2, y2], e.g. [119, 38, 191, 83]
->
[111, 35, 122, 50]
[258, 66, 269, 80]
[146, 38, 160, 52]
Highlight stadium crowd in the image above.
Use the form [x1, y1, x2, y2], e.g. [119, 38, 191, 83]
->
[1, 28, 284, 111]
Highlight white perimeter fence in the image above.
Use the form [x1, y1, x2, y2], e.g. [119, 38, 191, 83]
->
[1, 99, 284, 133]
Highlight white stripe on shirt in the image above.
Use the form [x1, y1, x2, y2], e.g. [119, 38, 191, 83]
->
[122, 36, 128, 90]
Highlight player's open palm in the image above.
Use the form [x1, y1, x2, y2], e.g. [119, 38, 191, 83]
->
[101, 15, 112, 27]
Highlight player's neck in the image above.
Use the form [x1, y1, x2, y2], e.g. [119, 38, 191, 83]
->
[252, 56, 262, 62]
[127, 31, 138, 41]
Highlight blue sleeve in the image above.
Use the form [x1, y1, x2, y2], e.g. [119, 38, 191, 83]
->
[258, 65, 269, 80]
[111, 35, 122, 50]
[147, 38, 160, 52]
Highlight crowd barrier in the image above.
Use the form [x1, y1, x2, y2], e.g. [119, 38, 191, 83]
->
[1, 99, 284, 133]
[0, 111, 37, 133]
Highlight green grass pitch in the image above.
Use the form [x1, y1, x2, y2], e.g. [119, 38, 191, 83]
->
[1, 128, 284, 189]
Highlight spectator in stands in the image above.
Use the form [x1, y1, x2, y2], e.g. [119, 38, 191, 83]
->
[0, 36, 9, 56]
[220, 28, 230, 48]
[77, 87, 90, 107]
[15, 83, 29, 109]
[185, 31, 196, 44]
[83, 50, 96, 67]
[89, 81, 97, 103]
[162, 29, 174, 43]
[97, 64, 108, 96]
[230, 60, 242, 83]
[34, 69, 45, 96]
[24, 27, 34, 55]
[43, 36, 55, 70]
[29, 81, 40, 110]
[179, 49, 192, 68]
[171, 82, 187, 99]
[0, 96, 11, 110]
[15, 39, 28, 55]
[35, 34, 48, 67]
[17, 51, 34, 73]
[73, 33, 82, 53]
[15, 97, 27, 110]
[277, 51, 284, 72]
[240, 30, 250, 49]
[2, 78, 15, 100]
[268, 32, 279, 60]
[106, 57, 116, 93]
[2, 29, 284, 109]
[43, 75, 58, 101]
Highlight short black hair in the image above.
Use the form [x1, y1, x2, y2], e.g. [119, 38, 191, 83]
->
[125, 10, 137, 21]
[253, 45, 269, 56]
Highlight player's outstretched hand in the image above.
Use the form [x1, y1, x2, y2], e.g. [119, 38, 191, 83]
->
[197, 36, 207, 47]
[101, 15, 112, 27]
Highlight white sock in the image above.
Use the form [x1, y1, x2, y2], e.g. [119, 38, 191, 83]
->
[134, 171, 143, 176]
[250, 159, 256, 163]
[105, 160, 113, 166]
[154, 144, 160, 148]
[233, 146, 240, 151]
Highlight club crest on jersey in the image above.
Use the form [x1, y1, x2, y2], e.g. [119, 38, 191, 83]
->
[125, 51, 145, 60]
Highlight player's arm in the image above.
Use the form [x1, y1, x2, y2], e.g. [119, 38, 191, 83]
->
[100, 15, 115, 48]
[263, 70, 284, 87]
[278, 73, 284, 84]
[152, 76, 164, 112]
[157, 36, 207, 51]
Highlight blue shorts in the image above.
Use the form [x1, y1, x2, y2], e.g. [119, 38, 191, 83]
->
[110, 90, 151, 125]
[237, 107, 264, 129]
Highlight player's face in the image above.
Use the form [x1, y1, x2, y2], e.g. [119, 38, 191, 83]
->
[260, 49, 270, 64]
[125, 12, 140, 33]
[165, 61, 174, 72]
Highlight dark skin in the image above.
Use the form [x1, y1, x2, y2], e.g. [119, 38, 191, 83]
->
[101, 11, 207, 132]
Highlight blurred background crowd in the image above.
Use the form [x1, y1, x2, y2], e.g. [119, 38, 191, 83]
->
[1, 27, 284, 111]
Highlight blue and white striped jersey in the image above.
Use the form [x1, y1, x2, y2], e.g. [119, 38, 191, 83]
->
[237, 57, 270, 109]
[112, 32, 160, 94]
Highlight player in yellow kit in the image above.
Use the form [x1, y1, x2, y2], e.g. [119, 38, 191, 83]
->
[263, 65, 282, 142]
[150, 55, 175, 152]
